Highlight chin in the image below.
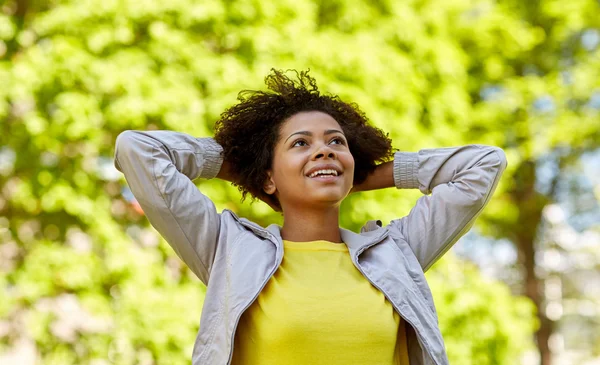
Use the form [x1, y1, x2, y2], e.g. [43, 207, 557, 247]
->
[310, 193, 347, 206]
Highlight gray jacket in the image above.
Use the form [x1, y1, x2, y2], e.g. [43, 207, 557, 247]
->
[114, 130, 507, 365]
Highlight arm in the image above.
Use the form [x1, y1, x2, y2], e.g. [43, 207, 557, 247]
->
[351, 161, 394, 193]
[114, 130, 226, 284]
[360, 145, 507, 272]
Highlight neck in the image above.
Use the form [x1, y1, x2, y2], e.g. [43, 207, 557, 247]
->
[280, 205, 342, 243]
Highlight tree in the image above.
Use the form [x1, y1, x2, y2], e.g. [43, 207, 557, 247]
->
[467, 1, 600, 363]
[6, 0, 585, 363]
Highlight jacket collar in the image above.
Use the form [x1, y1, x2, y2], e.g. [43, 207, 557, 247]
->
[227, 210, 389, 255]
[340, 227, 389, 255]
[265, 223, 389, 256]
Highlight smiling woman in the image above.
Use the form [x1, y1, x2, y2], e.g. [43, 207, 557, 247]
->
[114, 69, 507, 365]
[214, 69, 394, 214]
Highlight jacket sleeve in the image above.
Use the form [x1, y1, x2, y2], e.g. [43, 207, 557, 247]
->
[114, 130, 224, 284]
[387, 145, 507, 272]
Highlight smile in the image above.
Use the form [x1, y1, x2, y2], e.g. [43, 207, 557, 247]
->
[308, 169, 339, 178]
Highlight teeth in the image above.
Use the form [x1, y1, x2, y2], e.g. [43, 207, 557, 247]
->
[309, 169, 339, 178]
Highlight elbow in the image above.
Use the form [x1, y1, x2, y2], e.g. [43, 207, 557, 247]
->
[480, 145, 508, 174]
[461, 146, 508, 206]
[115, 130, 139, 152]
[475, 146, 507, 206]
[491, 147, 508, 170]
[114, 130, 144, 172]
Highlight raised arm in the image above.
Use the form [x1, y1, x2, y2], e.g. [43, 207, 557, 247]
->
[370, 145, 507, 272]
[114, 130, 226, 284]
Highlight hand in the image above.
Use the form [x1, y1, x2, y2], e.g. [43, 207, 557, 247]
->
[350, 182, 365, 194]
[216, 160, 235, 182]
[350, 161, 395, 194]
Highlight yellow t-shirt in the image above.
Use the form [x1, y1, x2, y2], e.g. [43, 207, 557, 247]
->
[232, 240, 409, 365]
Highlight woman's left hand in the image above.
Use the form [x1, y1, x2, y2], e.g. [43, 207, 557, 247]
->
[350, 161, 395, 194]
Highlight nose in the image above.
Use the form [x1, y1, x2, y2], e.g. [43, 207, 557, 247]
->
[311, 143, 336, 160]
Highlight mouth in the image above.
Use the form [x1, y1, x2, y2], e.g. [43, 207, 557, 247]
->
[305, 167, 343, 182]
[307, 169, 340, 178]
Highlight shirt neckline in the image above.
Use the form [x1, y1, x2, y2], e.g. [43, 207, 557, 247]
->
[283, 240, 348, 252]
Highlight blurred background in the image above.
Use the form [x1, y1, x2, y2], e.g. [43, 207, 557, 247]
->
[1, 0, 599, 364]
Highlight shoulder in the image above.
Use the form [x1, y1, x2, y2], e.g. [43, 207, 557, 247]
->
[220, 209, 272, 239]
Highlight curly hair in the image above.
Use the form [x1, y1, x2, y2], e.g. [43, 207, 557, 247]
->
[214, 69, 394, 211]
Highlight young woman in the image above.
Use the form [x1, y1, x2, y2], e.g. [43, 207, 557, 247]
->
[114, 70, 507, 365]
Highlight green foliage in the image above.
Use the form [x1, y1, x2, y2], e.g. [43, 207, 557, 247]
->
[3, 0, 598, 363]
[427, 254, 539, 365]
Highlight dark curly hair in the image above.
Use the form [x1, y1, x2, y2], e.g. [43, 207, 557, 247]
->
[214, 69, 394, 211]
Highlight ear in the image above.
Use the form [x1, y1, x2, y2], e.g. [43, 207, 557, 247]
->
[263, 170, 276, 195]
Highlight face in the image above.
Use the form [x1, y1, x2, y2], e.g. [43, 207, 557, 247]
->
[264, 111, 355, 211]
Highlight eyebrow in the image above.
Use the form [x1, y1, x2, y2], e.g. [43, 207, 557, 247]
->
[284, 129, 345, 143]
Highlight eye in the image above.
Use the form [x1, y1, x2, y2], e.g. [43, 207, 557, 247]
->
[330, 137, 345, 145]
[292, 139, 308, 147]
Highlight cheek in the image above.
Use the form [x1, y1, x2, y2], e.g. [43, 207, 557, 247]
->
[343, 153, 355, 173]
[273, 154, 305, 182]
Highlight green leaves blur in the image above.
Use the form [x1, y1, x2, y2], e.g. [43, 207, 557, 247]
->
[2, 0, 599, 363]
[427, 254, 538, 365]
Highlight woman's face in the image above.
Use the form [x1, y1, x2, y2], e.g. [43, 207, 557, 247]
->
[264, 111, 355, 211]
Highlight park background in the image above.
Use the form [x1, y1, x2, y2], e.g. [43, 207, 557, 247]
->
[1, 0, 599, 364]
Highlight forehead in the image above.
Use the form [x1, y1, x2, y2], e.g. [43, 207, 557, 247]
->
[280, 111, 342, 135]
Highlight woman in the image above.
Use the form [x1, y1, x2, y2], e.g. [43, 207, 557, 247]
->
[114, 69, 507, 365]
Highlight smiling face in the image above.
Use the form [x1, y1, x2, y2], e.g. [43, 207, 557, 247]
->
[263, 111, 355, 211]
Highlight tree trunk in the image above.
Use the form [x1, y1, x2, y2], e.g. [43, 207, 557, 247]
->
[511, 160, 554, 365]
[518, 233, 554, 365]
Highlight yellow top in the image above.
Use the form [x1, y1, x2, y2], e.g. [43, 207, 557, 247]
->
[232, 240, 409, 365]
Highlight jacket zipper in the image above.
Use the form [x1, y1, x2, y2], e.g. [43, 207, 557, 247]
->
[354, 241, 441, 365]
[226, 232, 283, 365]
